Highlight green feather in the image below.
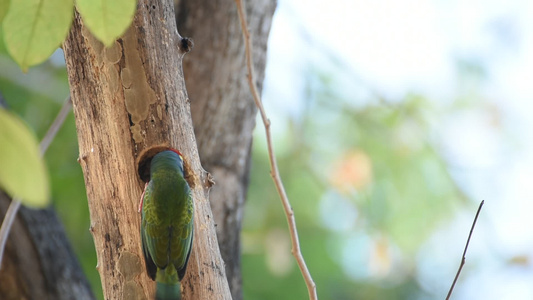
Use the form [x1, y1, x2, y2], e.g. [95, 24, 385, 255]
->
[155, 268, 181, 300]
[141, 150, 194, 300]
[156, 282, 181, 300]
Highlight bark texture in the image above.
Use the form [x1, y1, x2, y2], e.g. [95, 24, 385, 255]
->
[0, 192, 94, 300]
[175, 1, 276, 299]
[63, 1, 231, 299]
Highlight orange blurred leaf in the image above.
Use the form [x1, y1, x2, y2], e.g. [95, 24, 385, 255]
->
[330, 150, 373, 193]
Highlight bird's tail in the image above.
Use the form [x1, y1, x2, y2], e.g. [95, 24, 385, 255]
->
[156, 281, 181, 300]
[156, 267, 181, 300]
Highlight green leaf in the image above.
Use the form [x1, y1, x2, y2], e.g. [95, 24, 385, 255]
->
[76, 0, 137, 47]
[3, 0, 73, 71]
[0, 0, 10, 23]
[0, 25, 7, 55]
[0, 108, 49, 208]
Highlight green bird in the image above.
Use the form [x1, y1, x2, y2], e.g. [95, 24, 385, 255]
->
[139, 149, 194, 300]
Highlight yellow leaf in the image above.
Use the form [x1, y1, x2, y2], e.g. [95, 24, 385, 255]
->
[3, 0, 73, 71]
[0, 0, 10, 23]
[0, 108, 49, 207]
[77, 0, 137, 47]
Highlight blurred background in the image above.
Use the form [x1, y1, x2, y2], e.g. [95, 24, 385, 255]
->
[1, 0, 532, 299]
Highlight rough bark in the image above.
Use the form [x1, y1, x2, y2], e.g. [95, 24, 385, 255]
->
[0, 192, 94, 300]
[175, 1, 276, 299]
[62, 1, 231, 299]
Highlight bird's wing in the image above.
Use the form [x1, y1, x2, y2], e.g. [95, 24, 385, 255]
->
[141, 182, 171, 276]
[171, 190, 194, 281]
[141, 182, 157, 280]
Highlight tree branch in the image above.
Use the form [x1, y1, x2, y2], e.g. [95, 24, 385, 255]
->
[446, 200, 484, 300]
[234, 1, 318, 299]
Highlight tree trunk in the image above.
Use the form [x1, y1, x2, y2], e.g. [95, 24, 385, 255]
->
[0, 192, 95, 300]
[62, 1, 231, 299]
[175, 1, 276, 299]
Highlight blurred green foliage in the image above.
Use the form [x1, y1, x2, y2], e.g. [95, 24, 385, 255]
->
[242, 66, 466, 299]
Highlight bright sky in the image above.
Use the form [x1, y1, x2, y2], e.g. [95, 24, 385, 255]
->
[263, 0, 533, 299]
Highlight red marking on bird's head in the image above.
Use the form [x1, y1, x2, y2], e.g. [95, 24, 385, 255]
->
[168, 148, 184, 161]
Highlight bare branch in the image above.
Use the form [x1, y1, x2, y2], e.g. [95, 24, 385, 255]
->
[446, 200, 484, 300]
[39, 96, 72, 155]
[0, 95, 72, 267]
[234, 1, 318, 299]
[0, 198, 20, 267]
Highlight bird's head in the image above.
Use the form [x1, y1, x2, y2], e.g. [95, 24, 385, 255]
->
[150, 148, 185, 176]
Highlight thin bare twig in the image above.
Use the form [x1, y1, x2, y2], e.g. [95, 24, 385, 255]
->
[0, 95, 72, 268]
[234, 1, 318, 299]
[0, 199, 21, 266]
[446, 200, 484, 300]
[39, 96, 73, 154]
